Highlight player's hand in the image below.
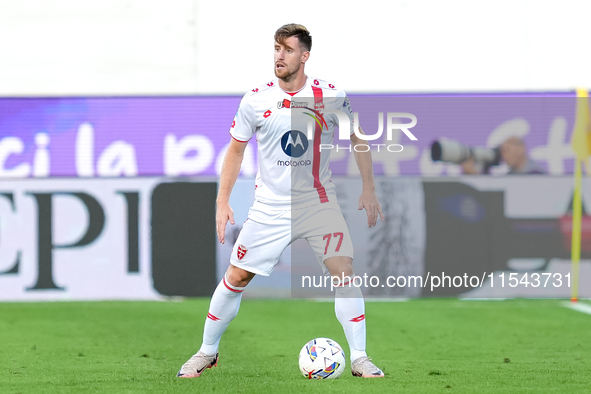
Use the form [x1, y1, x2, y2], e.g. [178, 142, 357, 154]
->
[461, 157, 479, 174]
[216, 201, 235, 244]
[358, 189, 384, 228]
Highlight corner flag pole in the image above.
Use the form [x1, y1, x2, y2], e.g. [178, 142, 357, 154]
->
[571, 158, 582, 302]
[570, 87, 591, 302]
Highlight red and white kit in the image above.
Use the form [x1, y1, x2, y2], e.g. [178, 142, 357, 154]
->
[229, 76, 356, 276]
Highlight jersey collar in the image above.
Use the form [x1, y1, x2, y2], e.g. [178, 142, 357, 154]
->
[281, 76, 309, 97]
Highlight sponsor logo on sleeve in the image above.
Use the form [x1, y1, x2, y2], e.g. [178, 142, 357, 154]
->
[343, 97, 353, 115]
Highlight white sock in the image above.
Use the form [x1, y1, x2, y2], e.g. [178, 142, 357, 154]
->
[334, 279, 367, 362]
[199, 274, 245, 355]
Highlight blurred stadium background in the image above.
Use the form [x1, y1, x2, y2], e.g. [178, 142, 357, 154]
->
[1, 1, 591, 392]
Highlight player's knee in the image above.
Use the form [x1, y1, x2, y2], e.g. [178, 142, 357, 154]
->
[337, 266, 354, 279]
[226, 265, 255, 287]
[324, 257, 354, 278]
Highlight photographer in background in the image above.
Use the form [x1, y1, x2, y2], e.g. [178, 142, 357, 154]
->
[462, 137, 546, 175]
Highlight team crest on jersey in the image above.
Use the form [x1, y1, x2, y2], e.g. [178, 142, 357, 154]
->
[237, 245, 248, 260]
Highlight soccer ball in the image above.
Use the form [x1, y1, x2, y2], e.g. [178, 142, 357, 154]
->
[298, 337, 346, 379]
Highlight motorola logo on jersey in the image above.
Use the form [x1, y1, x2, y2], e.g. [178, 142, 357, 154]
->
[280, 130, 309, 158]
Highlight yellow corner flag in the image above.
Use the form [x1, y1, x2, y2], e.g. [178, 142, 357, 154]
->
[569, 88, 591, 302]
[571, 88, 591, 164]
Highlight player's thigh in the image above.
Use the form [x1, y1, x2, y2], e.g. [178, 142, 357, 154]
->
[230, 210, 291, 277]
[303, 207, 354, 274]
[307, 231, 354, 269]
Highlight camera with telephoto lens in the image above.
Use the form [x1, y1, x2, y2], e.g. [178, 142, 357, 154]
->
[430, 138, 501, 174]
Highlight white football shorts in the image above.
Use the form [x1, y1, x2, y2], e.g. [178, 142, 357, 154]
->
[230, 200, 354, 276]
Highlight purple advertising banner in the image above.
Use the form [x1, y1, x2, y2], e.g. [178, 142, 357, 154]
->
[0, 93, 581, 178]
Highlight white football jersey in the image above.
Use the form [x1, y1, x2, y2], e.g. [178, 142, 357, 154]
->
[229, 76, 355, 208]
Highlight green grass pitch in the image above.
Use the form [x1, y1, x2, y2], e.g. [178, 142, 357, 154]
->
[1, 298, 590, 393]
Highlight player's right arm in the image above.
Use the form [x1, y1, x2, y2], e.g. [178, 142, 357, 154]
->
[217, 92, 257, 244]
[216, 138, 248, 244]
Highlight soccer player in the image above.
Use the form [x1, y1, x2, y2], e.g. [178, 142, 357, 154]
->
[178, 23, 385, 378]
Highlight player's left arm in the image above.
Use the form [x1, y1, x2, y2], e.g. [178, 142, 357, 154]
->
[350, 127, 384, 227]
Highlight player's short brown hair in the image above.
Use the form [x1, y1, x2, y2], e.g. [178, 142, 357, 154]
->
[274, 24, 312, 52]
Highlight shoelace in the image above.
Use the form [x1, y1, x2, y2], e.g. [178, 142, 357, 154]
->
[183, 354, 211, 369]
[356, 357, 381, 373]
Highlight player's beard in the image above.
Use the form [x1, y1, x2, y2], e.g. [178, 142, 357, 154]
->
[275, 62, 300, 83]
